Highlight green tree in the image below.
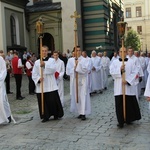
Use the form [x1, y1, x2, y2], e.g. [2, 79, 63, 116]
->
[125, 29, 141, 51]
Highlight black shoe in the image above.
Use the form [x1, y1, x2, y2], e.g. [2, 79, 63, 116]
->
[117, 124, 124, 128]
[29, 93, 34, 95]
[8, 116, 11, 123]
[20, 96, 25, 99]
[54, 116, 58, 120]
[77, 115, 82, 119]
[41, 118, 49, 123]
[17, 97, 24, 100]
[99, 90, 103, 94]
[81, 115, 86, 121]
[91, 91, 97, 94]
[7, 91, 13, 94]
[126, 122, 132, 125]
[104, 87, 107, 90]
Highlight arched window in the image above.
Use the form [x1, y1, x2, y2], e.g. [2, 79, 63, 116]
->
[10, 16, 17, 45]
[10, 14, 20, 45]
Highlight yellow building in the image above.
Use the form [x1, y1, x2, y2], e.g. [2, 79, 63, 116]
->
[124, 0, 150, 52]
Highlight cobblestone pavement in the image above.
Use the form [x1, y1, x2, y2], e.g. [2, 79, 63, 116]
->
[0, 75, 150, 150]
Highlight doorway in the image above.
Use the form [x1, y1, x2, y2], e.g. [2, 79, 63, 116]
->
[38, 33, 55, 56]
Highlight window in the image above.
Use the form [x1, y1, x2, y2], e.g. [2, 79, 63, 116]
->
[126, 7, 131, 18]
[10, 16, 17, 45]
[127, 27, 132, 31]
[136, 7, 142, 17]
[137, 26, 142, 34]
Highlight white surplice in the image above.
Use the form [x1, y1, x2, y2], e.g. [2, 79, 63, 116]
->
[85, 56, 93, 93]
[110, 58, 137, 96]
[144, 57, 149, 85]
[139, 56, 146, 88]
[127, 55, 143, 101]
[110, 55, 119, 65]
[32, 58, 58, 93]
[0, 56, 11, 124]
[147, 61, 150, 74]
[54, 58, 65, 106]
[101, 56, 110, 88]
[66, 56, 91, 115]
[144, 73, 150, 110]
[91, 56, 103, 92]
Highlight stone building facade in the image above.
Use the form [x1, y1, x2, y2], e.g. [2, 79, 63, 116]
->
[0, 0, 28, 53]
[124, 0, 150, 52]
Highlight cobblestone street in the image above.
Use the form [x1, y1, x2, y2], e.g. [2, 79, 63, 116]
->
[0, 75, 150, 150]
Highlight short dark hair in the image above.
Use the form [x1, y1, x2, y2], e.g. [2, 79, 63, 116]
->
[0, 50, 3, 53]
[127, 46, 133, 50]
[42, 45, 49, 50]
[82, 51, 87, 54]
[14, 51, 19, 55]
[27, 55, 31, 60]
[53, 50, 59, 55]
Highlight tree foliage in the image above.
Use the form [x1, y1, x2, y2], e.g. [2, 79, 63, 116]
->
[125, 30, 141, 51]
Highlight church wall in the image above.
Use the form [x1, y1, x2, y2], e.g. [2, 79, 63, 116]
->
[53, 0, 76, 53]
[0, 1, 27, 53]
[5, 8, 25, 47]
[28, 10, 62, 55]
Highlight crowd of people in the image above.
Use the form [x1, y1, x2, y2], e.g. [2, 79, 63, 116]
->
[0, 46, 150, 128]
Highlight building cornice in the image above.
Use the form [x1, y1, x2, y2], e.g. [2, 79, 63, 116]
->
[0, 0, 29, 8]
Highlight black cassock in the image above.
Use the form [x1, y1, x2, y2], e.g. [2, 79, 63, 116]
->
[115, 95, 141, 125]
[37, 90, 64, 119]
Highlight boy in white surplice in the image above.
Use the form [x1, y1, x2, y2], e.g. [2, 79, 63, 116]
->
[110, 48, 141, 128]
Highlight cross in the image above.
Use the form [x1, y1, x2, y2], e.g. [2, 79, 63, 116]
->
[70, 11, 81, 103]
[70, 11, 81, 30]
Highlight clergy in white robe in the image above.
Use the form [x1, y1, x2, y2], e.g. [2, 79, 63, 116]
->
[139, 53, 146, 89]
[110, 48, 141, 128]
[66, 47, 91, 120]
[110, 52, 119, 65]
[143, 54, 149, 85]
[32, 46, 64, 122]
[0, 56, 12, 124]
[127, 49, 143, 101]
[144, 61, 150, 109]
[101, 51, 110, 89]
[53, 51, 65, 107]
[82, 51, 93, 93]
[144, 61, 150, 105]
[91, 51, 103, 93]
[144, 73, 150, 109]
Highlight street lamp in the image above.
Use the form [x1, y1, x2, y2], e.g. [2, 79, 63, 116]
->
[117, 18, 127, 122]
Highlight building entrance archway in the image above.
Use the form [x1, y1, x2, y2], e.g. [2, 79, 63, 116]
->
[38, 33, 55, 56]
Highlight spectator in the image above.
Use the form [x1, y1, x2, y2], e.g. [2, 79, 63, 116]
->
[11, 52, 25, 100]
[26, 56, 35, 95]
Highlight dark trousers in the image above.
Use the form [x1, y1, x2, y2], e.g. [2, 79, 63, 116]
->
[14, 74, 22, 98]
[5, 72, 10, 93]
[28, 76, 35, 94]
